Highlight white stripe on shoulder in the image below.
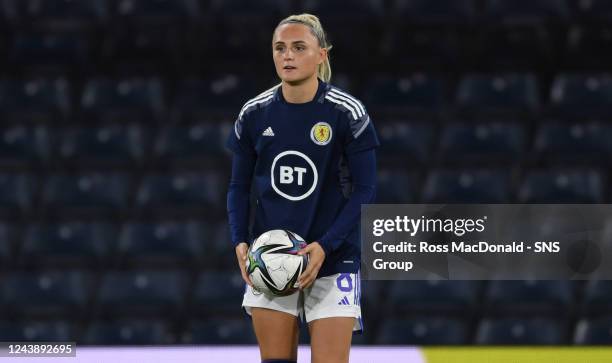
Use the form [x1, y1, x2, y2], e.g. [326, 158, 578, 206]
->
[325, 95, 358, 120]
[238, 93, 274, 120]
[327, 90, 364, 118]
[237, 84, 280, 119]
[240, 90, 273, 112]
[234, 84, 280, 140]
[234, 119, 241, 140]
[326, 93, 360, 118]
[251, 84, 280, 101]
[329, 88, 365, 115]
[354, 115, 370, 138]
[258, 83, 281, 96]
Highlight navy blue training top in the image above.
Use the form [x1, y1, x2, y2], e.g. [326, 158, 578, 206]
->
[226, 78, 379, 276]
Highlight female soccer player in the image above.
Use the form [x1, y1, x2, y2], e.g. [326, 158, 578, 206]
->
[226, 13, 379, 363]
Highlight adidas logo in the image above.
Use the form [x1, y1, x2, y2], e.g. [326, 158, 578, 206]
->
[338, 296, 350, 306]
[262, 127, 275, 137]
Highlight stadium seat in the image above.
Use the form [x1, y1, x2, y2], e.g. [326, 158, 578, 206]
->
[484, 280, 573, 314]
[363, 74, 446, 116]
[439, 122, 525, 162]
[210, 0, 287, 17]
[394, 0, 475, 25]
[455, 73, 539, 115]
[360, 280, 388, 309]
[377, 317, 470, 345]
[387, 280, 481, 313]
[20, 221, 115, 266]
[206, 1, 285, 65]
[564, 26, 612, 68]
[376, 168, 419, 204]
[136, 172, 225, 214]
[114, 0, 199, 24]
[0, 222, 14, 263]
[17, 0, 108, 30]
[0, 172, 34, 214]
[298, 3, 378, 63]
[0, 270, 91, 316]
[381, 27, 465, 68]
[576, 0, 612, 23]
[191, 271, 246, 315]
[484, 0, 570, 23]
[478, 25, 555, 69]
[422, 169, 510, 203]
[0, 78, 70, 124]
[518, 169, 604, 203]
[550, 74, 612, 119]
[80, 78, 165, 124]
[534, 122, 612, 163]
[42, 172, 131, 214]
[103, 25, 183, 73]
[574, 316, 612, 344]
[173, 76, 259, 119]
[97, 270, 187, 315]
[58, 124, 146, 166]
[377, 121, 434, 163]
[476, 317, 566, 344]
[82, 319, 173, 345]
[302, 0, 381, 17]
[183, 318, 256, 344]
[117, 220, 204, 266]
[0, 320, 72, 341]
[154, 122, 232, 162]
[583, 280, 612, 314]
[208, 223, 240, 268]
[0, 124, 50, 166]
[0, 0, 17, 25]
[10, 32, 90, 69]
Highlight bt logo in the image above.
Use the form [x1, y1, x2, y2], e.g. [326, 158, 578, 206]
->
[279, 166, 308, 185]
[271, 150, 318, 201]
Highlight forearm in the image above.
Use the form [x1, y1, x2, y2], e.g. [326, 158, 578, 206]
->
[226, 152, 256, 246]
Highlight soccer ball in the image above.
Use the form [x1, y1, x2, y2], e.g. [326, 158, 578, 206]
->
[246, 229, 309, 296]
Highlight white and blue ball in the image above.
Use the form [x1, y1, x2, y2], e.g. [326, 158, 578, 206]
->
[246, 229, 308, 296]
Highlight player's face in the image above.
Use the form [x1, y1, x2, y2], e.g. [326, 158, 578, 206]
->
[272, 23, 326, 85]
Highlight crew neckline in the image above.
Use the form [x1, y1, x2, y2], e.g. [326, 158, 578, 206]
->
[277, 78, 325, 106]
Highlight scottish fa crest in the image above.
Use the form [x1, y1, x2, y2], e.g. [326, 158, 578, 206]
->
[310, 122, 332, 146]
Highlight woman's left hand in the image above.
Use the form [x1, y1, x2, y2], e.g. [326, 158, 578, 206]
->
[297, 241, 326, 290]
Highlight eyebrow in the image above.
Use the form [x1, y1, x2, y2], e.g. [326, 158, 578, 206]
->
[274, 41, 307, 46]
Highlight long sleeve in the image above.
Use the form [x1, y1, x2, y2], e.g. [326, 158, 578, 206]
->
[226, 152, 256, 247]
[317, 148, 377, 255]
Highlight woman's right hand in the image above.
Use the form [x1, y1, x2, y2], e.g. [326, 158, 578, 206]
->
[235, 242, 253, 287]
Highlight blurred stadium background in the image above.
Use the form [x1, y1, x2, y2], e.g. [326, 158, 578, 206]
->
[1, 0, 612, 350]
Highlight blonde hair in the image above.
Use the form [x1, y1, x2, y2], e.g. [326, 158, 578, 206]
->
[275, 13, 333, 82]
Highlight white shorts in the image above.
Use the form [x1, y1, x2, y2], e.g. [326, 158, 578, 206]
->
[243, 272, 363, 333]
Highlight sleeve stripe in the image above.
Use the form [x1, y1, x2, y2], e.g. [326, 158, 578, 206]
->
[325, 95, 358, 120]
[327, 91, 364, 118]
[245, 89, 274, 106]
[238, 91, 273, 117]
[237, 84, 280, 118]
[233, 84, 281, 141]
[354, 115, 370, 138]
[329, 88, 365, 115]
[234, 119, 241, 140]
[237, 94, 274, 121]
